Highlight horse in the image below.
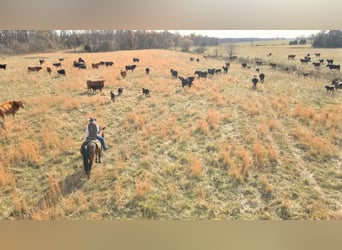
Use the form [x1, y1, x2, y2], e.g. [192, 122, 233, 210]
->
[80, 141, 102, 178]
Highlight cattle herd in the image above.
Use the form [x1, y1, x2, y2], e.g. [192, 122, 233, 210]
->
[0, 50, 341, 122]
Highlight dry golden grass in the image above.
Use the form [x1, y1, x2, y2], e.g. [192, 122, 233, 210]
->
[0, 46, 341, 220]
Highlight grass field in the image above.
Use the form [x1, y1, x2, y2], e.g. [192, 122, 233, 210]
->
[0, 43, 341, 220]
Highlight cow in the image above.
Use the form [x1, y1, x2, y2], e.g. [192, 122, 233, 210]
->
[170, 69, 178, 78]
[0, 64, 6, 70]
[145, 67, 150, 75]
[57, 69, 66, 76]
[0, 100, 25, 120]
[241, 62, 247, 68]
[86, 80, 105, 93]
[252, 76, 259, 89]
[179, 76, 194, 88]
[133, 58, 140, 63]
[255, 59, 262, 65]
[267, 53, 272, 57]
[59, 58, 64, 62]
[208, 68, 216, 75]
[92, 63, 100, 69]
[28, 66, 42, 72]
[270, 63, 277, 68]
[288, 55, 296, 60]
[110, 91, 115, 102]
[142, 88, 150, 97]
[300, 58, 310, 64]
[331, 80, 342, 90]
[325, 85, 334, 93]
[326, 64, 340, 71]
[303, 73, 309, 78]
[74, 61, 86, 69]
[125, 64, 137, 72]
[120, 70, 127, 78]
[53, 62, 62, 67]
[194, 70, 208, 78]
[118, 87, 123, 96]
[105, 61, 114, 67]
[259, 73, 265, 83]
[39, 59, 45, 65]
[312, 62, 321, 68]
[78, 57, 85, 63]
[223, 66, 229, 74]
[196, 58, 200, 62]
[315, 53, 321, 57]
[46, 67, 52, 75]
[326, 59, 334, 64]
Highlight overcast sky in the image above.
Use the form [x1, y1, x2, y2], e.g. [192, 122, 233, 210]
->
[170, 30, 321, 39]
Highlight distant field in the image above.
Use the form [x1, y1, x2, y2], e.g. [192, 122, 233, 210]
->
[0, 45, 341, 220]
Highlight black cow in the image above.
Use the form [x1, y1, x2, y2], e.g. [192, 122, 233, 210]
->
[46, 67, 52, 75]
[259, 73, 265, 83]
[125, 64, 136, 72]
[110, 91, 115, 102]
[270, 63, 277, 68]
[57, 69, 66, 76]
[133, 58, 140, 63]
[59, 58, 64, 62]
[179, 76, 194, 88]
[300, 58, 310, 64]
[118, 87, 123, 96]
[315, 53, 321, 57]
[252, 77, 259, 89]
[288, 55, 296, 60]
[327, 64, 340, 71]
[303, 73, 309, 78]
[0, 64, 6, 70]
[325, 85, 334, 93]
[142, 88, 150, 97]
[28, 66, 42, 72]
[74, 61, 86, 69]
[194, 70, 207, 78]
[145, 67, 150, 75]
[105, 61, 114, 67]
[312, 62, 321, 68]
[39, 59, 45, 65]
[170, 69, 178, 78]
[326, 59, 334, 64]
[223, 66, 229, 74]
[241, 62, 247, 68]
[53, 62, 62, 67]
[92, 63, 100, 69]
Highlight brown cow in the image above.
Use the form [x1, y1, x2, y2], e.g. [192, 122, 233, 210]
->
[0, 100, 25, 120]
[86, 80, 105, 93]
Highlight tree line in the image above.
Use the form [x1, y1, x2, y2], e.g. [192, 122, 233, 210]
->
[0, 30, 219, 55]
[312, 30, 342, 48]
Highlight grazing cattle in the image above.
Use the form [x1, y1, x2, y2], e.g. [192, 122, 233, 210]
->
[0, 100, 25, 120]
[53, 62, 62, 67]
[223, 66, 229, 74]
[133, 58, 140, 63]
[78, 57, 85, 63]
[28, 66, 42, 72]
[325, 85, 334, 93]
[179, 76, 194, 88]
[194, 70, 208, 78]
[92, 63, 100, 69]
[105, 61, 114, 67]
[252, 77, 259, 89]
[267, 53, 272, 57]
[259, 73, 265, 83]
[86, 80, 105, 93]
[120, 70, 127, 78]
[142, 88, 150, 97]
[331, 80, 342, 90]
[190, 57, 194, 61]
[110, 91, 115, 102]
[118, 87, 123, 96]
[319, 59, 324, 64]
[196, 58, 200, 62]
[255, 59, 262, 65]
[125, 64, 137, 72]
[0, 64, 6, 70]
[326, 59, 334, 64]
[315, 53, 321, 57]
[145, 67, 150, 75]
[326, 64, 340, 71]
[57, 69, 66, 76]
[303, 73, 309, 78]
[46, 67, 52, 75]
[39, 59, 45, 65]
[208, 68, 216, 75]
[170, 69, 178, 78]
[241, 62, 247, 68]
[288, 54, 296, 60]
[74, 61, 86, 69]
[59, 58, 64, 61]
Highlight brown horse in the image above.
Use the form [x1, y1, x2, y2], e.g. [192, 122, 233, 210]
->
[80, 141, 102, 178]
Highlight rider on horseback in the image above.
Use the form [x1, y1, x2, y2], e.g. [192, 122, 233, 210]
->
[85, 117, 109, 151]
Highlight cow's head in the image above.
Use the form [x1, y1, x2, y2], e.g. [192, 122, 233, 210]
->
[13, 100, 24, 109]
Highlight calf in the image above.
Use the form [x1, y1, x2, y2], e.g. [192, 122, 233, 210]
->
[105, 61, 114, 67]
[133, 58, 140, 63]
[0, 64, 6, 70]
[142, 88, 150, 97]
[110, 91, 115, 102]
[259, 73, 265, 83]
[28, 66, 42, 72]
[170, 69, 178, 78]
[0, 100, 25, 120]
[39, 59, 45, 65]
[223, 66, 229, 74]
[120, 70, 127, 78]
[53, 62, 62, 67]
[118, 87, 123, 96]
[325, 85, 334, 93]
[145, 67, 150, 75]
[46, 67, 52, 75]
[326, 59, 334, 64]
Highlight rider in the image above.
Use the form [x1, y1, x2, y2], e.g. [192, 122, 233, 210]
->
[85, 117, 109, 151]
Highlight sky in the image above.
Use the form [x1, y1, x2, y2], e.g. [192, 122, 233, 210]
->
[169, 30, 321, 39]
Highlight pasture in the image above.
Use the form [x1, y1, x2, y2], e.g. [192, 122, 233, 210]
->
[0, 44, 341, 220]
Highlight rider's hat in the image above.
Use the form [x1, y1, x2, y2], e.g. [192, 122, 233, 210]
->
[88, 117, 95, 122]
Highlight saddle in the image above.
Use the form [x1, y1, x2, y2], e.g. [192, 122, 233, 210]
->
[80, 139, 102, 155]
